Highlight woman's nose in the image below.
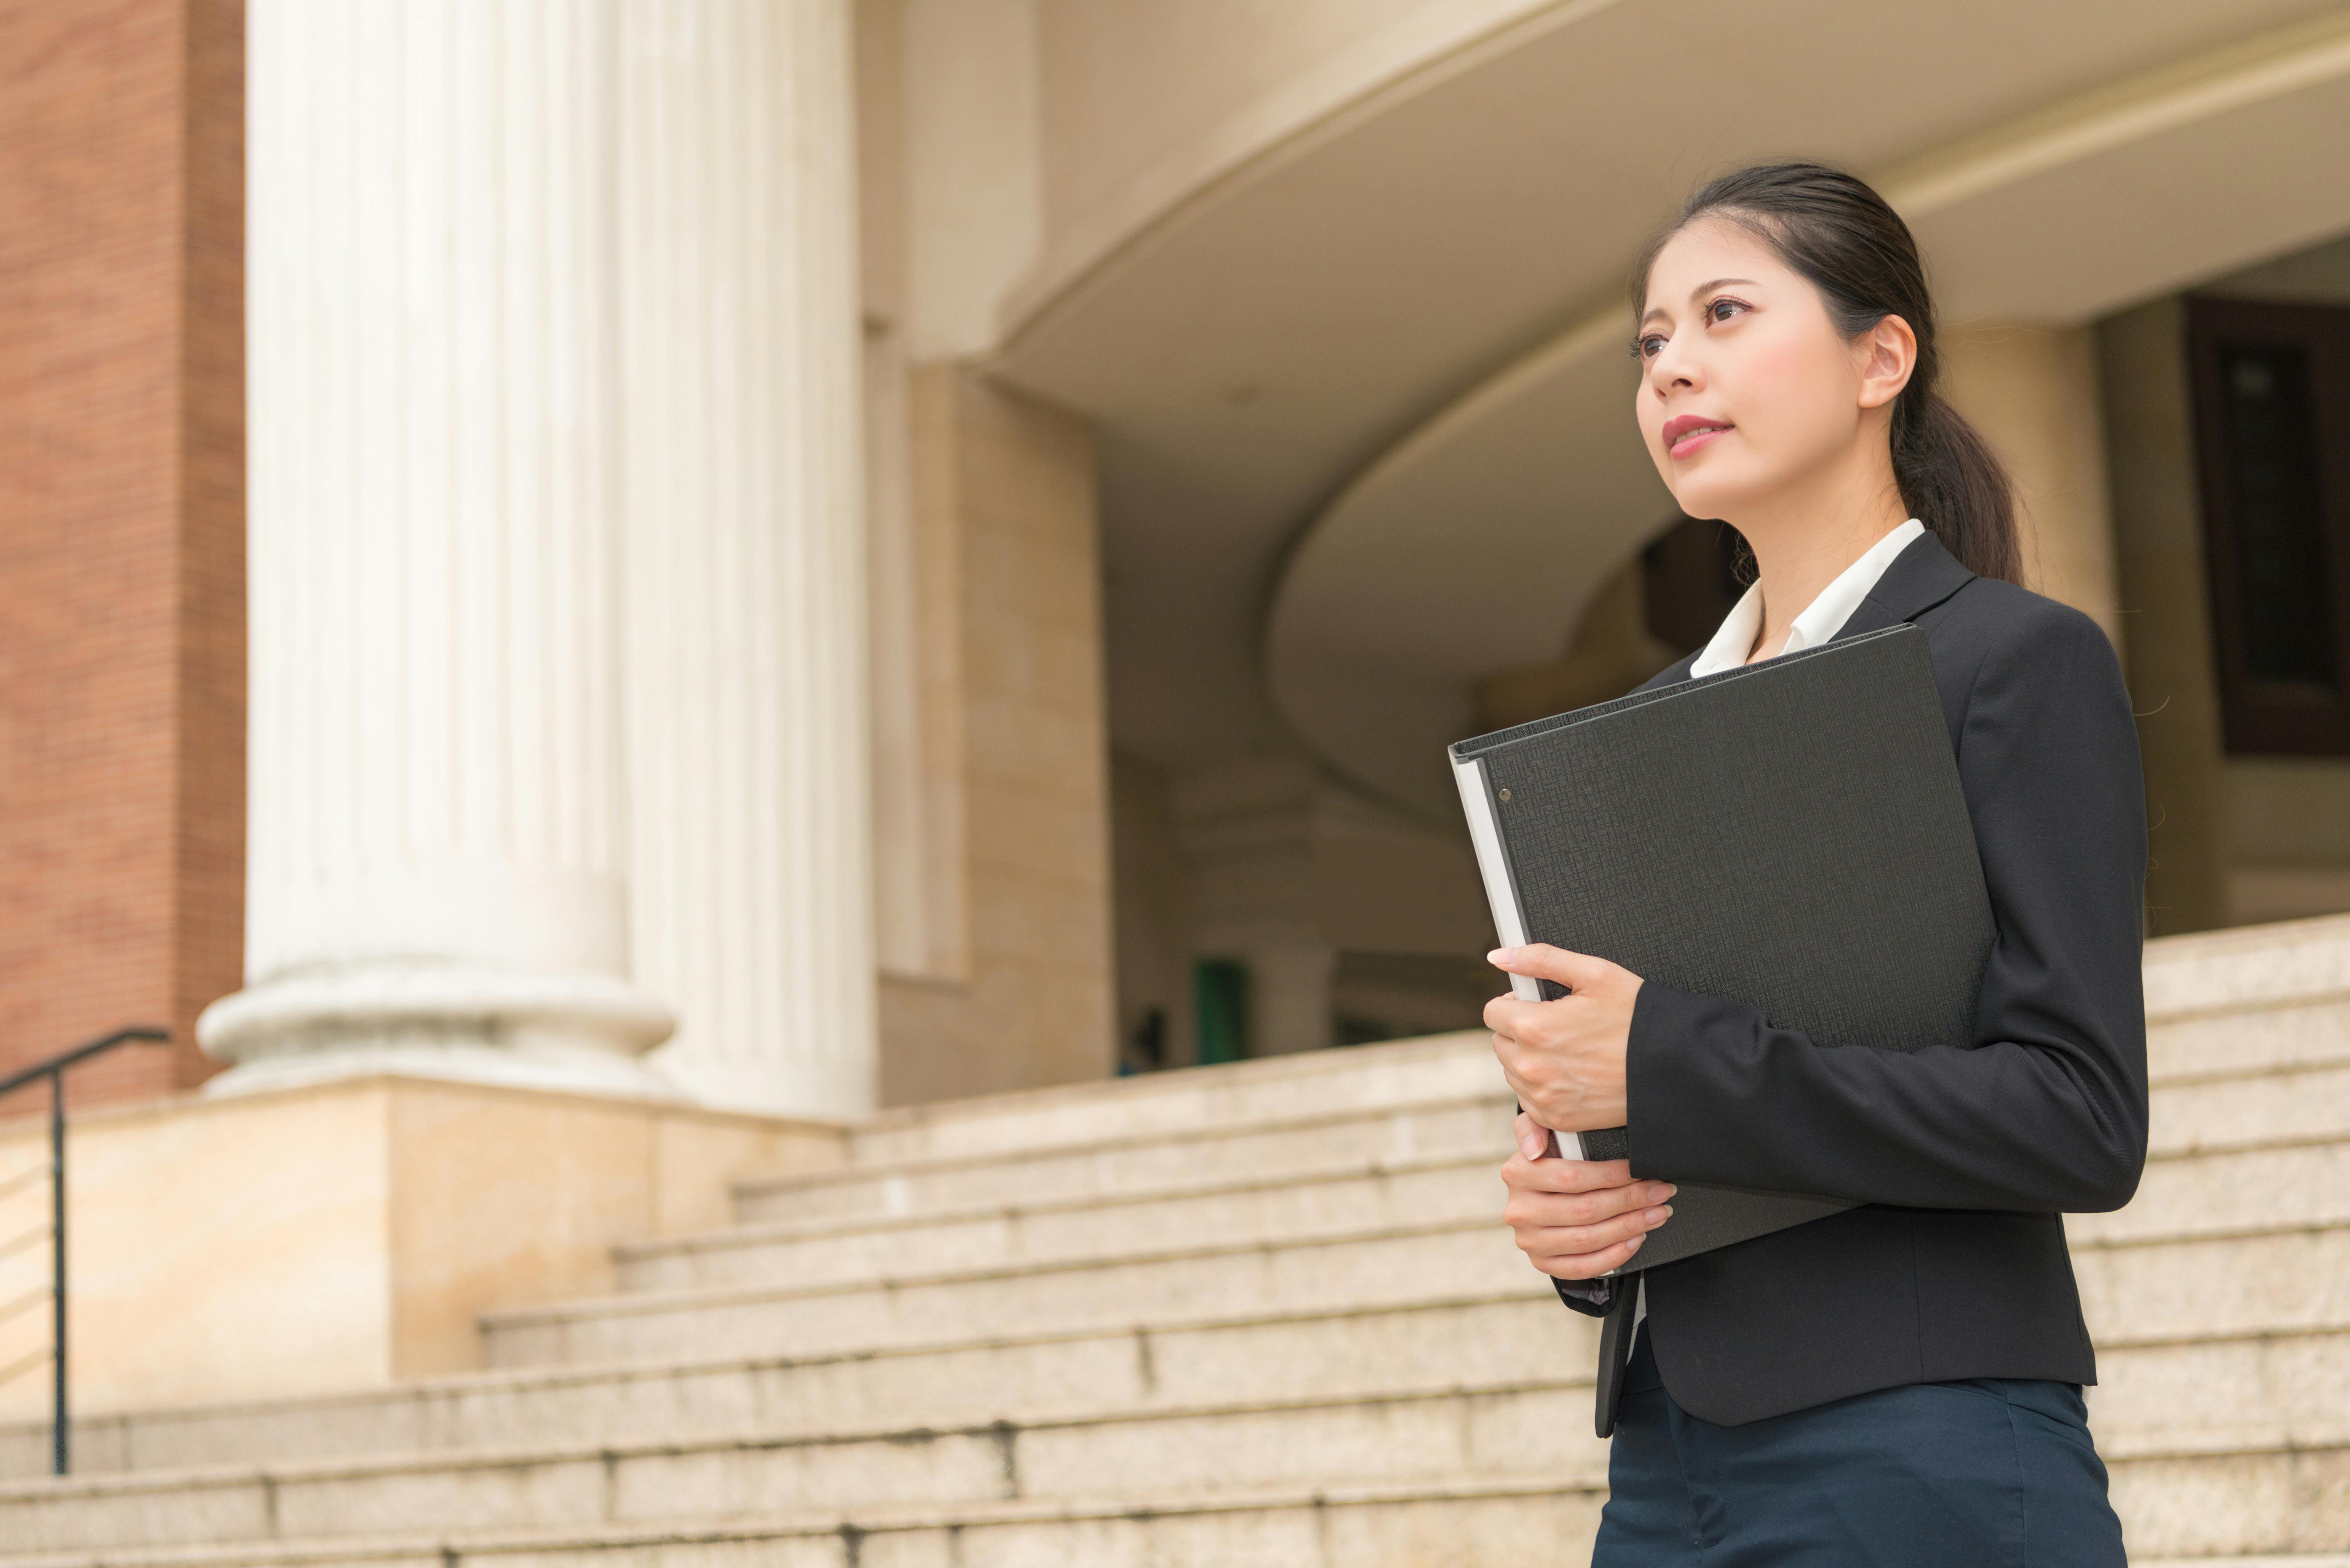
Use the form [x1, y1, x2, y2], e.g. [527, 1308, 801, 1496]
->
[1647, 338, 1699, 394]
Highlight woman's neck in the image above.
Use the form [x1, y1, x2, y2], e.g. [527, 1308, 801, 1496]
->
[1728, 446, 1912, 663]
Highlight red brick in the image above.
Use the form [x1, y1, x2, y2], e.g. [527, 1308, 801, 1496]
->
[0, 0, 244, 1112]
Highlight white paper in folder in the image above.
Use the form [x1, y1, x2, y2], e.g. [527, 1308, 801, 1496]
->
[1451, 745, 1599, 1164]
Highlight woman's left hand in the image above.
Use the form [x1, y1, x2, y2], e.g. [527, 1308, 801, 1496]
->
[1485, 944, 1644, 1132]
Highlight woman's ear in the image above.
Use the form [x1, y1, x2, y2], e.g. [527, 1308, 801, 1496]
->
[1855, 314, 1917, 411]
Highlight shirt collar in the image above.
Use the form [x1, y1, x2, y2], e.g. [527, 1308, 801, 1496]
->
[1688, 519, 1926, 678]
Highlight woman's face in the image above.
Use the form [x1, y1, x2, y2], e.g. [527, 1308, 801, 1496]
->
[1633, 217, 1907, 523]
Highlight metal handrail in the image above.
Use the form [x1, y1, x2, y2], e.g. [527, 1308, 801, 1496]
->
[0, 1028, 170, 1099]
[0, 1026, 168, 1475]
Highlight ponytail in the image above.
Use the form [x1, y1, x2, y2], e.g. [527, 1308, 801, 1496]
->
[1632, 163, 2023, 586]
[1893, 392, 2021, 585]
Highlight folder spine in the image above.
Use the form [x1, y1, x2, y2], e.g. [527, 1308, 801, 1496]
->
[1449, 747, 1593, 1162]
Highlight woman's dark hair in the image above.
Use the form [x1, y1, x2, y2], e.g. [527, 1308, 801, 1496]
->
[1631, 162, 2022, 586]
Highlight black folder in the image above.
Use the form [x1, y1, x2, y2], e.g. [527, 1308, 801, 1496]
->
[1449, 622, 1994, 1274]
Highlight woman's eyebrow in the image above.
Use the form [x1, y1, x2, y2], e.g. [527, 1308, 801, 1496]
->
[1639, 277, 1763, 326]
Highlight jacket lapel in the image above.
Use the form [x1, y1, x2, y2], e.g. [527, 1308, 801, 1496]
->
[1831, 530, 1975, 641]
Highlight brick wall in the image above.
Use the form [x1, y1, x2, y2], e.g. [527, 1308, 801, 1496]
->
[0, 0, 244, 1110]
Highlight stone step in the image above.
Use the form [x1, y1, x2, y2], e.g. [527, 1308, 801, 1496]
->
[512, 1159, 2350, 1377]
[715, 941, 2342, 1234]
[780, 912, 2342, 1182]
[2142, 911, 2350, 1004]
[769, 1019, 2343, 1226]
[487, 1219, 1550, 1370]
[0, 1380, 1606, 1554]
[2148, 997, 2350, 1086]
[2142, 915, 2350, 1087]
[23, 1269, 2346, 1487]
[821, 913, 2350, 1174]
[728, 1057, 2342, 1244]
[2092, 1324, 2350, 1446]
[0, 1293, 1593, 1482]
[2147, 1059, 2350, 1154]
[2107, 1427, 2350, 1561]
[2073, 1221, 2350, 1343]
[844, 1031, 1501, 1167]
[2069, 1135, 2350, 1246]
[810, 913, 2339, 1176]
[0, 1473, 1609, 1568]
[709, 1092, 2344, 1304]
[2, 1439, 2343, 1568]
[637, 1151, 1507, 1294]
[20, 1158, 2314, 1484]
[731, 1090, 1513, 1228]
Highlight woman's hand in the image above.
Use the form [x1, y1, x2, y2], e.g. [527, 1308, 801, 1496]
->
[1484, 943, 1643, 1132]
[1501, 1112, 1676, 1279]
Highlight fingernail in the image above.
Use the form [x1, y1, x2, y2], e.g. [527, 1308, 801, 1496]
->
[1626, 1233, 1644, 1251]
[1487, 947, 1515, 965]
[1651, 1183, 1677, 1202]
[1518, 1130, 1546, 1159]
[1646, 1205, 1673, 1225]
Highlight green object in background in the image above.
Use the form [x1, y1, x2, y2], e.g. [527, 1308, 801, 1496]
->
[1194, 958, 1250, 1065]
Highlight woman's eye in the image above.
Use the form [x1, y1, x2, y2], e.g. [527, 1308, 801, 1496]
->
[1635, 334, 1667, 359]
[1706, 298, 1749, 324]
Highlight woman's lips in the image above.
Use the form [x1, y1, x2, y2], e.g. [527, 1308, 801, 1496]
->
[1662, 416, 1733, 460]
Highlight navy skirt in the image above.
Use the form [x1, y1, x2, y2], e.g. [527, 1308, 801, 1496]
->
[1594, 1328, 2127, 1567]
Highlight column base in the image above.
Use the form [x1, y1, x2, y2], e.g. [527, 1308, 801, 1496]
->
[197, 962, 682, 1102]
[650, 1049, 875, 1121]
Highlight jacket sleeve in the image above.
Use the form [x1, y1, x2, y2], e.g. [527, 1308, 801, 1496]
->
[1624, 602, 2150, 1214]
[1553, 1276, 1615, 1316]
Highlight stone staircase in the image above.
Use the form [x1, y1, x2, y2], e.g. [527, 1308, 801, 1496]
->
[2, 915, 2349, 1565]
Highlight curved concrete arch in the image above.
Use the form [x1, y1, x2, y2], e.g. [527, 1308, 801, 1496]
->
[1003, 0, 1589, 342]
[1264, 7, 2350, 816]
[987, 0, 2347, 782]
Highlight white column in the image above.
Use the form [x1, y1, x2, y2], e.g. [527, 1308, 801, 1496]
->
[619, 0, 878, 1116]
[202, 0, 676, 1097]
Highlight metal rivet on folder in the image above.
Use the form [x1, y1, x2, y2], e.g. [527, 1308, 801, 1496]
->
[1498, 788, 1512, 802]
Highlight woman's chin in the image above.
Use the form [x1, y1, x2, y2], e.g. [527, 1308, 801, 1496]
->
[1667, 478, 1755, 523]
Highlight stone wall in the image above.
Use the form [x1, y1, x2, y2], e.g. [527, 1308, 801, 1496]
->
[877, 369, 1116, 1105]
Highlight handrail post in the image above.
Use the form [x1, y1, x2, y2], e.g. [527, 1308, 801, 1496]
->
[0, 1026, 166, 1478]
[49, 1066, 65, 1478]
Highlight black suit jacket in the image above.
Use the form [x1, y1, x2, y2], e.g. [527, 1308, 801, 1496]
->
[1558, 531, 2149, 1428]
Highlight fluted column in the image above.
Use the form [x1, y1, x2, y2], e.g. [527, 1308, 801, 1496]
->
[618, 0, 877, 1116]
[202, 0, 676, 1095]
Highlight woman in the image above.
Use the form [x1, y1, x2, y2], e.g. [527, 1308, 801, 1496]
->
[1489, 163, 2145, 1566]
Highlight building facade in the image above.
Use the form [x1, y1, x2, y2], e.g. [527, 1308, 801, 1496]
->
[5, 0, 2350, 1124]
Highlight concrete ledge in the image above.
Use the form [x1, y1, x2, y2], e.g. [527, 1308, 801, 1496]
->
[0, 1075, 844, 1422]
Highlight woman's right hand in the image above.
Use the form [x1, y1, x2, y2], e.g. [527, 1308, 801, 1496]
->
[1501, 1111, 1676, 1280]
